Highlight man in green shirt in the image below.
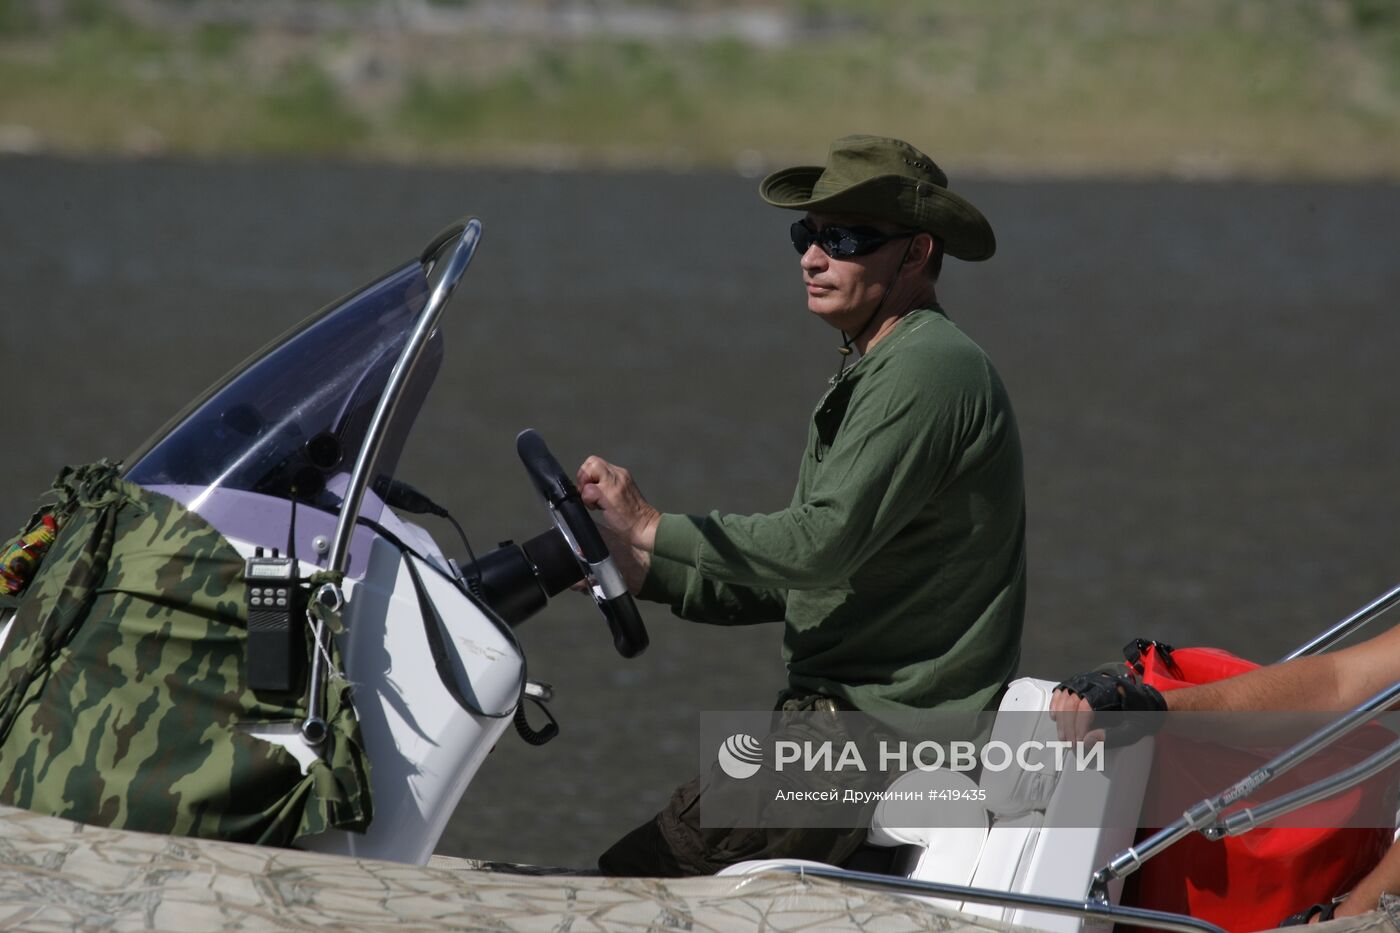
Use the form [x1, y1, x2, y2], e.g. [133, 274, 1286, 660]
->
[578, 134, 1027, 875]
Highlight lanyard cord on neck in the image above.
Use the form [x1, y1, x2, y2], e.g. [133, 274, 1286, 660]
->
[833, 237, 917, 381]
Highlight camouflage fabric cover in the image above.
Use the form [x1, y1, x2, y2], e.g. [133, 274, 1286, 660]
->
[0, 462, 370, 845]
[0, 802, 1028, 933]
[2, 802, 1393, 933]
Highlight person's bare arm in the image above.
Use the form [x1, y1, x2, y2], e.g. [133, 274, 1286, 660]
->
[1332, 840, 1400, 918]
[1051, 621, 1400, 740]
[1166, 621, 1400, 713]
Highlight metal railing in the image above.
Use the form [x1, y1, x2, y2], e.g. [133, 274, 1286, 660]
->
[1281, 582, 1400, 661]
[301, 218, 483, 743]
[797, 587, 1400, 928]
[1087, 588, 1400, 903]
[754, 864, 1228, 933]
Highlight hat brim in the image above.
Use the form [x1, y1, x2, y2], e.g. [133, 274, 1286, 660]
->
[760, 166, 995, 262]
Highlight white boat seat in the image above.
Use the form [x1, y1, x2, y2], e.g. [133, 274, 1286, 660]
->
[721, 678, 1154, 933]
[866, 769, 992, 912]
[894, 678, 1154, 933]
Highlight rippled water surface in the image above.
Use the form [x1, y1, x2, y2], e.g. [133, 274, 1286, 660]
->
[2, 158, 1398, 866]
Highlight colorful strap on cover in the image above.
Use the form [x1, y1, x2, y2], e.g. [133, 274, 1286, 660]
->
[0, 514, 58, 596]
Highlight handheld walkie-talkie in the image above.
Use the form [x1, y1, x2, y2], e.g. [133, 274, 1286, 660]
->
[245, 547, 302, 693]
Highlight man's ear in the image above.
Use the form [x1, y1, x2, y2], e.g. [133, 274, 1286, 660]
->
[903, 232, 937, 271]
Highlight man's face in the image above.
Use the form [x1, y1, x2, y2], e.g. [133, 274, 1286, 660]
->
[795, 212, 914, 332]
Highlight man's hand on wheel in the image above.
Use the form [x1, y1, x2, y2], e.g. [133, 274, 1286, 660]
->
[574, 456, 660, 594]
[577, 456, 662, 552]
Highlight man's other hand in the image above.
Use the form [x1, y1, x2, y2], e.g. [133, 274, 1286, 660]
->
[1049, 687, 1106, 747]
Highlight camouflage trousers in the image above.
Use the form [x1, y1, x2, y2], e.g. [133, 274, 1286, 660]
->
[597, 693, 872, 877]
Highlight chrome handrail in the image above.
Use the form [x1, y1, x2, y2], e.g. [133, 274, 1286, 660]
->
[755, 864, 1228, 933]
[300, 218, 483, 743]
[1214, 734, 1400, 838]
[1282, 582, 1400, 661]
[1089, 675, 1400, 900]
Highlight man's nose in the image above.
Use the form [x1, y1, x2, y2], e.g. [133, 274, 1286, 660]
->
[800, 243, 827, 272]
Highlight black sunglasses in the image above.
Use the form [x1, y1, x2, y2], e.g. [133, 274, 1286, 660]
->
[789, 221, 916, 258]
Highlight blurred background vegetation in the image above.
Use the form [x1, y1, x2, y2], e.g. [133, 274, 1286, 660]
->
[1, 0, 1398, 177]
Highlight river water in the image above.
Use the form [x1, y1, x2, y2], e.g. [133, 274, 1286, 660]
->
[1, 157, 1398, 866]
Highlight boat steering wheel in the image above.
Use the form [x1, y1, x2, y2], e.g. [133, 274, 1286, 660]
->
[516, 429, 649, 658]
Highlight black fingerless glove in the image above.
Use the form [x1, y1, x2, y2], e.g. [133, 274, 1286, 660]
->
[1280, 900, 1340, 926]
[1056, 668, 1168, 713]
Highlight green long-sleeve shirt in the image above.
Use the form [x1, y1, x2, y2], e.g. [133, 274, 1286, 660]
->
[639, 307, 1026, 713]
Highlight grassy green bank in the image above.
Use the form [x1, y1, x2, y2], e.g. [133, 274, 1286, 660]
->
[2, 0, 1399, 178]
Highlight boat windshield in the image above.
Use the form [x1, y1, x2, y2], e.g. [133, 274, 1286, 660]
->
[125, 261, 441, 571]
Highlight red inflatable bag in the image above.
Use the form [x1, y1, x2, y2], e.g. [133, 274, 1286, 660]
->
[1121, 640, 1392, 932]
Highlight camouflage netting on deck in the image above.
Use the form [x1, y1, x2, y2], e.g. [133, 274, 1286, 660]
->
[0, 804, 1397, 933]
[0, 463, 370, 845]
[0, 803, 996, 932]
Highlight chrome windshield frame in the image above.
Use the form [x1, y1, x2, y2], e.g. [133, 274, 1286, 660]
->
[302, 217, 482, 743]
[326, 217, 481, 576]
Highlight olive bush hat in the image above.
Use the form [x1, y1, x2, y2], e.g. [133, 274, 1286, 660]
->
[759, 135, 995, 261]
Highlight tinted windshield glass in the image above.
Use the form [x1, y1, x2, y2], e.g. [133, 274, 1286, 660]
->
[126, 262, 437, 535]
